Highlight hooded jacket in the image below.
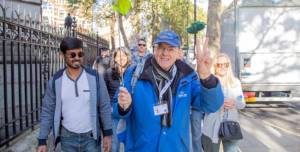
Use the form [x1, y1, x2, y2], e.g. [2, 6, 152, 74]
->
[112, 57, 224, 152]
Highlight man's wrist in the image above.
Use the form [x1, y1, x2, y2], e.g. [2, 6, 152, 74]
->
[199, 73, 211, 80]
[199, 74, 218, 89]
[38, 139, 47, 146]
[103, 129, 113, 136]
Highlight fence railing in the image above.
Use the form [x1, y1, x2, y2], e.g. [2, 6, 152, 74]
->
[0, 4, 108, 148]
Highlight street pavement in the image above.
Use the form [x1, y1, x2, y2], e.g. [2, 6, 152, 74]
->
[53, 102, 300, 152]
[238, 102, 300, 152]
[113, 102, 300, 152]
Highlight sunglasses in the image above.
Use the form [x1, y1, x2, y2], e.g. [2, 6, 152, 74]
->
[138, 44, 146, 47]
[68, 52, 85, 58]
[216, 63, 230, 68]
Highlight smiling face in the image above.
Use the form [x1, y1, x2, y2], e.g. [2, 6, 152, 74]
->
[214, 56, 230, 77]
[154, 42, 179, 71]
[62, 48, 84, 69]
[114, 50, 128, 67]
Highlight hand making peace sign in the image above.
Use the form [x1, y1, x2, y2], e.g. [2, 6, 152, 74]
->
[196, 37, 212, 80]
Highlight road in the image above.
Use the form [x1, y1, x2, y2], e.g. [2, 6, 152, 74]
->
[238, 101, 300, 152]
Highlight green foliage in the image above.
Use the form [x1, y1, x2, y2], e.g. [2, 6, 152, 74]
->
[67, 0, 96, 20]
[66, 0, 207, 45]
[130, 0, 207, 44]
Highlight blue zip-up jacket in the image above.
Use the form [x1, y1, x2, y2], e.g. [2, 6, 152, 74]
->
[112, 58, 224, 152]
[38, 66, 112, 147]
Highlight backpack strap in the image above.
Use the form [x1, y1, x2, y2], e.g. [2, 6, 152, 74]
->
[130, 63, 144, 95]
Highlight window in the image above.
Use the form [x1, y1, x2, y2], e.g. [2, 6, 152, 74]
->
[43, 16, 49, 21]
[58, 10, 64, 19]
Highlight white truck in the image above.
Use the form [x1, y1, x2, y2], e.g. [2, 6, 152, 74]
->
[221, 2, 300, 102]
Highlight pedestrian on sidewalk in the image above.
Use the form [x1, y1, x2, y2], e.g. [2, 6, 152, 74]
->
[104, 47, 132, 152]
[111, 31, 224, 151]
[92, 47, 111, 75]
[64, 13, 72, 36]
[202, 53, 246, 152]
[132, 38, 152, 65]
[37, 37, 112, 152]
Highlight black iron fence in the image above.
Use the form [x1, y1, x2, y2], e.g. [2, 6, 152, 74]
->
[0, 4, 108, 148]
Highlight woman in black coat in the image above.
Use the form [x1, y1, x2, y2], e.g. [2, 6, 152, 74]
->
[104, 47, 132, 152]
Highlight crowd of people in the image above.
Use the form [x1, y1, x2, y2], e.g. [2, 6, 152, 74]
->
[37, 30, 245, 152]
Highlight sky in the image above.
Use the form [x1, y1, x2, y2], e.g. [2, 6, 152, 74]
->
[196, 0, 234, 12]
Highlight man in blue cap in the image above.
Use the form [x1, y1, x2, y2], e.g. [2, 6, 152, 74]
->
[112, 30, 224, 151]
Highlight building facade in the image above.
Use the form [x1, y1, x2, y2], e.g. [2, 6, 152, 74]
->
[42, 0, 93, 33]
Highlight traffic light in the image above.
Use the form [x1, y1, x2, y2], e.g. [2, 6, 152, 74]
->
[187, 21, 206, 34]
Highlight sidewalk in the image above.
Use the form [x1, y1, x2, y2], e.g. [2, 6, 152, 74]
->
[238, 112, 300, 152]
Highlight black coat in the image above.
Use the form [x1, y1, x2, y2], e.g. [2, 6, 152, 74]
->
[104, 68, 121, 102]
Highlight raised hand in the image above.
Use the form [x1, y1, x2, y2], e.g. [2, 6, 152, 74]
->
[196, 38, 212, 80]
[118, 87, 132, 110]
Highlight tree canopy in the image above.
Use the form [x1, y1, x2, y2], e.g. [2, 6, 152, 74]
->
[67, 0, 207, 47]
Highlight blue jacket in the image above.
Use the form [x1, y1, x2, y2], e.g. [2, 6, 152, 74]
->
[38, 66, 112, 147]
[112, 58, 224, 152]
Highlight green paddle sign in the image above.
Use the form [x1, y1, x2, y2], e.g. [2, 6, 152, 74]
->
[113, 0, 131, 15]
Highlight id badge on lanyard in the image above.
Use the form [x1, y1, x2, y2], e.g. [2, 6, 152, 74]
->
[152, 66, 177, 116]
[153, 102, 168, 116]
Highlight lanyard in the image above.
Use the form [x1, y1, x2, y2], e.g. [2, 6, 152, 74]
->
[153, 66, 177, 101]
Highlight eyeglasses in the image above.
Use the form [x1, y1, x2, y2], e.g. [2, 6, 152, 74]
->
[138, 44, 146, 47]
[68, 52, 85, 58]
[216, 63, 230, 68]
[157, 46, 176, 52]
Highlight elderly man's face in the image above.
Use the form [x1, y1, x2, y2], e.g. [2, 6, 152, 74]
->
[154, 43, 179, 71]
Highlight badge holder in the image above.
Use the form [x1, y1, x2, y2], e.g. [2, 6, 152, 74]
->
[153, 102, 168, 116]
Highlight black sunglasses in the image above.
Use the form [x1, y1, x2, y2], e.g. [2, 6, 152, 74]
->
[68, 52, 85, 58]
[138, 44, 146, 47]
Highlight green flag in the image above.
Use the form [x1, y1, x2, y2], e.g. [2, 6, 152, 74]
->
[113, 0, 131, 16]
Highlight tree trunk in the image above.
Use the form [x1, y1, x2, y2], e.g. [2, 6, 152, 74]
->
[206, 0, 221, 58]
[119, 12, 129, 49]
[150, 3, 156, 45]
[110, 12, 116, 50]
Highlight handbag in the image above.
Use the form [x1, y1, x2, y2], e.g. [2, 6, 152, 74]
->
[218, 109, 243, 140]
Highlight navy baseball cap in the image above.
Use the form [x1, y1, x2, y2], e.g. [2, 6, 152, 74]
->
[153, 30, 181, 47]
